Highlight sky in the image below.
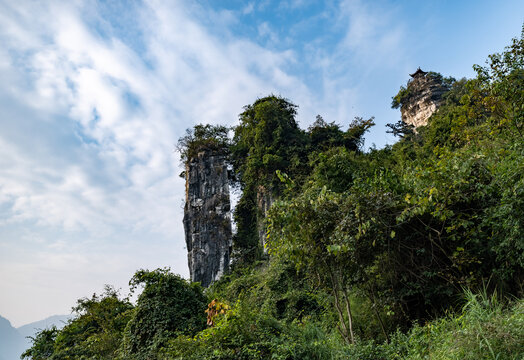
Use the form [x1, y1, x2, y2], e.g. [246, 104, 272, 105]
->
[0, 0, 522, 327]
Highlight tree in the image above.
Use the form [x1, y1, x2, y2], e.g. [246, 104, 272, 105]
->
[177, 124, 230, 166]
[21, 327, 58, 360]
[267, 179, 398, 344]
[309, 115, 375, 153]
[308, 115, 346, 151]
[345, 116, 375, 151]
[230, 95, 308, 262]
[386, 120, 415, 138]
[119, 268, 207, 359]
[231, 95, 306, 191]
[473, 25, 524, 135]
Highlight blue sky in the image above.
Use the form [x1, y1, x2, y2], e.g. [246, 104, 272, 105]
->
[0, 0, 522, 327]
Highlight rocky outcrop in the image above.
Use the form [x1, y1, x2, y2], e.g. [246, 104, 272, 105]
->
[183, 149, 231, 287]
[256, 185, 274, 252]
[401, 69, 448, 128]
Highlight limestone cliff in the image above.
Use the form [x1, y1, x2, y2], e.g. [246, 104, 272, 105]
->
[401, 69, 448, 128]
[183, 149, 231, 287]
[256, 185, 274, 252]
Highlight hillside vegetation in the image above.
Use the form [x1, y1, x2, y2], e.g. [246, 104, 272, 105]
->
[22, 30, 524, 360]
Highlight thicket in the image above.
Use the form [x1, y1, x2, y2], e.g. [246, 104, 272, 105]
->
[22, 30, 524, 359]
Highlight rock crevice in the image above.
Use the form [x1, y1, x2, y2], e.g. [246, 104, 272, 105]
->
[256, 185, 274, 252]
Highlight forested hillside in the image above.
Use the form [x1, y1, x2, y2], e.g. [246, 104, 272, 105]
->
[22, 29, 524, 360]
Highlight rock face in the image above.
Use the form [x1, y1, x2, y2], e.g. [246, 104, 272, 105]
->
[256, 185, 274, 252]
[183, 149, 231, 287]
[401, 69, 448, 128]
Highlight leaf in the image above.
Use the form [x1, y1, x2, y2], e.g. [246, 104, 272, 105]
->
[327, 244, 341, 255]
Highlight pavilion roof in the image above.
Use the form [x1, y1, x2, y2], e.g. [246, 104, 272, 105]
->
[410, 67, 427, 77]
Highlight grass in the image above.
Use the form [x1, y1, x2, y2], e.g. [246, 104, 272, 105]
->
[384, 289, 524, 360]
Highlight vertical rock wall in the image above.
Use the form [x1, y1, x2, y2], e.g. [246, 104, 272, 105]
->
[401, 69, 448, 128]
[183, 149, 231, 287]
[256, 185, 274, 252]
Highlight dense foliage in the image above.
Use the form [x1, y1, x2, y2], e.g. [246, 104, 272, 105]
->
[119, 269, 207, 359]
[177, 124, 230, 166]
[23, 30, 524, 359]
[230, 95, 307, 263]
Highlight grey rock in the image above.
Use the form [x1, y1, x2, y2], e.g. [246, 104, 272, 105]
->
[256, 185, 274, 252]
[183, 150, 232, 287]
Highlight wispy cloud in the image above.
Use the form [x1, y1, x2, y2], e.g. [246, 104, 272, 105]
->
[0, 0, 434, 326]
[0, 0, 308, 236]
[0, 0, 316, 325]
[338, 0, 405, 66]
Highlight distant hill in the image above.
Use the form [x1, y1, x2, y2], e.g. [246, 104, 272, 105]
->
[16, 314, 72, 356]
[17, 314, 72, 339]
[0, 314, 72, 360]
[0, 315, 25, 360]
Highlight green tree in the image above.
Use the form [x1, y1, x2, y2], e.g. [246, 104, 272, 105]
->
[308, 115, 374, 157]
[177, 124, 230, 167]
[267, 177, 398, 344]
[21, 327, 58, 360]
[473, 25, 524, 135]
[230, 95, 308, 263]
[308, 115, 346, 151]
[231, 95, 306, 190]
[119, 268, 207, 359]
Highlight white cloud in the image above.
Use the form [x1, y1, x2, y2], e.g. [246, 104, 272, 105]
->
[258, 22, 279, 45]
[0, 0, 409, 244]
[0, 0, 415, 326]
[0, 0, 317, 325]
[242, 2, 255, 15]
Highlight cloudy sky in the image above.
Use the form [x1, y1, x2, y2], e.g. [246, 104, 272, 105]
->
[0, 0, 522, 327]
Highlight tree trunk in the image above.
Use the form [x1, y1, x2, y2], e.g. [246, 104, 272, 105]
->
[369, 285, 389, 343]
[328, 269, 351, 345]
[341, 286, 355, 344]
